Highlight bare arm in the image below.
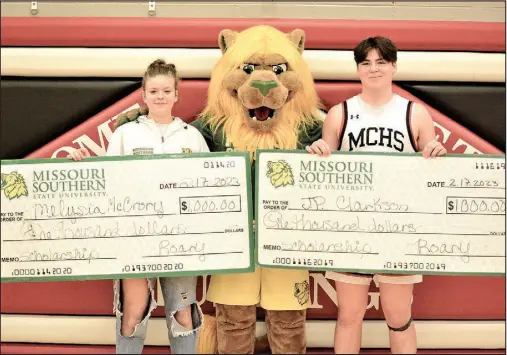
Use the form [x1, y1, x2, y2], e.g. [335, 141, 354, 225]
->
[411, 103, 446, 158]
[322, 104, 343, 150]
[306, 103, 344, 156]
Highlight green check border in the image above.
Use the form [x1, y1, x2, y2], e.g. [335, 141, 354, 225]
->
[254, 149, 505, 277]
[1, 152, 255, 283]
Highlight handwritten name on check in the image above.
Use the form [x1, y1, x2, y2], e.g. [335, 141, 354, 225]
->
[1, 153, 253, 282]
[256, 150, 505, 275]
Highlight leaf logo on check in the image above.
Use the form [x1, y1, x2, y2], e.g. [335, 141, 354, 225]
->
[266, 160, 294, 188]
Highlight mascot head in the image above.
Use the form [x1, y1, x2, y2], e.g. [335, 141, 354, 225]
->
[201, 25, 322, 155]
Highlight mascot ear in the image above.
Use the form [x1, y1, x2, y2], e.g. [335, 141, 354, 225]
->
[218, 29, 238, 54]
[287, 29, 305, 53]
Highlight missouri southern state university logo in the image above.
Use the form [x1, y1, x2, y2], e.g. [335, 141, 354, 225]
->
[266, 160, 294, 188]
[1, 172, 28, 200]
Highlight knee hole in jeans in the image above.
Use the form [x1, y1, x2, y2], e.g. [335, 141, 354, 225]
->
[170, 303, 203, 337]
[174, 305, 192, 330]
[119, 280, 152, 331]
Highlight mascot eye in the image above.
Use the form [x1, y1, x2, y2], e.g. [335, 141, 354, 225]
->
[272, 64, 287, 75]
[242, 64, 255, 74]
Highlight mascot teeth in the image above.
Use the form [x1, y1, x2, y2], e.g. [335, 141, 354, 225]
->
[249, 107, 275, 121]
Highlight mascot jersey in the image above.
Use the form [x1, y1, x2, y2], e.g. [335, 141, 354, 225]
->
[191, 118, 322, 310]
[192, 119, 322, 153]
[189, 25, 325, 311]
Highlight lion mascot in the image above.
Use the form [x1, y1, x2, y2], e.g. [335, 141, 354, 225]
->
[116, 25, 324, 354]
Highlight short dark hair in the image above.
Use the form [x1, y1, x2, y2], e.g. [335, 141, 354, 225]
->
[353, 36, 398, 65]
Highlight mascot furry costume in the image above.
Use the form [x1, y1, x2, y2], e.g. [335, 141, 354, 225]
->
[117, 25, 323, 354]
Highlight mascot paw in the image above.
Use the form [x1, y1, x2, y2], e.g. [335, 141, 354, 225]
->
[115, 107, 148, 128]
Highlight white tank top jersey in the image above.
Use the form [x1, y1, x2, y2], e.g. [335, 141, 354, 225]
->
[338, 94, 418, 153]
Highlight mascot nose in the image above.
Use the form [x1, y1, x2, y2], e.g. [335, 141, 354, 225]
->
[251, 80, 278, 96]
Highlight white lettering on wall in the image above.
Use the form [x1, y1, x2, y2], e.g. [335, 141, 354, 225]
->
[434, 122, 451, 144]
[434, 122, 483, 155]
[452, 139, 482, 154]
[50, 103, 140, 158]
[156, 273, 380, 311]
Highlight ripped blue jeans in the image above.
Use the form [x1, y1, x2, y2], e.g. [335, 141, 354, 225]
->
[113, 277, 203, 354]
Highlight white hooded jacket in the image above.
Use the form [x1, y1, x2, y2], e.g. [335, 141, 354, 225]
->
[106, 116, 209, 156]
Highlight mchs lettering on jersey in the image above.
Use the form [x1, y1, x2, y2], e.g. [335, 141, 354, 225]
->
[347, 127, 406, 152]
[339, 94, 417, 154]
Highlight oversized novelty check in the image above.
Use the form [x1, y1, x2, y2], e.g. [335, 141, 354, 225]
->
[256, 150, 505, 275]
[1, 153, 253, 282]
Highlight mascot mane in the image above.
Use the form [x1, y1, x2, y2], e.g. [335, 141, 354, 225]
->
[200, 25, 322, 155]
